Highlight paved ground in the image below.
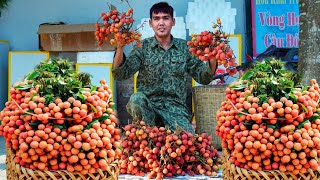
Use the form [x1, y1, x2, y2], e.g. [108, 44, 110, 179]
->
[0, 136, 6, 179]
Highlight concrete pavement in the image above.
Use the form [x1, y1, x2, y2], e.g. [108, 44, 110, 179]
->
[0, 136, 6, 179]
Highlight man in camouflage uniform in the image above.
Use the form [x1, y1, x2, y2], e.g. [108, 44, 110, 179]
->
[112, 2, 217, 134]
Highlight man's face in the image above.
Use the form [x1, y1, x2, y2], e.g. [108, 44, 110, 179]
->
[149, 12, 175, 38]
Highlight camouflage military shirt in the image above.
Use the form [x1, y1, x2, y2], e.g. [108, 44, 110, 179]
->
[113, 36, 214, 132]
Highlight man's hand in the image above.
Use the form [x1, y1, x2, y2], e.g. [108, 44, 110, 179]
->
[208, 57, 217, 74]
[116, 38, 127, 48]
[113, 45, 125, 69]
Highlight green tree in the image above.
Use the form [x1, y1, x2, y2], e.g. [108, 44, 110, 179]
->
[0, 0, 10, 13]
[298, 0, 320, 85]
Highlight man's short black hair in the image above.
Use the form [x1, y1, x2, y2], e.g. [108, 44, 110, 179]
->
[150, 2, 174, 19]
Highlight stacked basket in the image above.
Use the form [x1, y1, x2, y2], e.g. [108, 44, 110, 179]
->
[216, 59, 320, 179]
[193, 85, 227, 149]
[1, 58, 120, 179]
[222, 149, 320, 180]
[6, 148, 119, 180]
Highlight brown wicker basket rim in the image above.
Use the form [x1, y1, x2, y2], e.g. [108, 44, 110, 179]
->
[229, 163, 319, 175]
[223, 148, 320, 180]
[193, 85, 228, 89]
[16, 161, 119, 175]
[7, 148, 119, 180]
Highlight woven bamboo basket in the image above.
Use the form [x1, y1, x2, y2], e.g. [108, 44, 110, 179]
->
[222, 148, 320, 180]
[192, 85, 227, 150]
[6, 148, 119, 180]
[6, 149, 14, 179]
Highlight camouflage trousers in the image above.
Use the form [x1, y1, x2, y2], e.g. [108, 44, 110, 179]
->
[126, 92, 195, 134]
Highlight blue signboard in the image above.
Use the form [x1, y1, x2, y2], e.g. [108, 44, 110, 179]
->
[0, 40, 10, 109]
[251, 0, 299, 56]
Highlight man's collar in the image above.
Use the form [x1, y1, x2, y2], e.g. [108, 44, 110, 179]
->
[150, 35, 178, 49]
